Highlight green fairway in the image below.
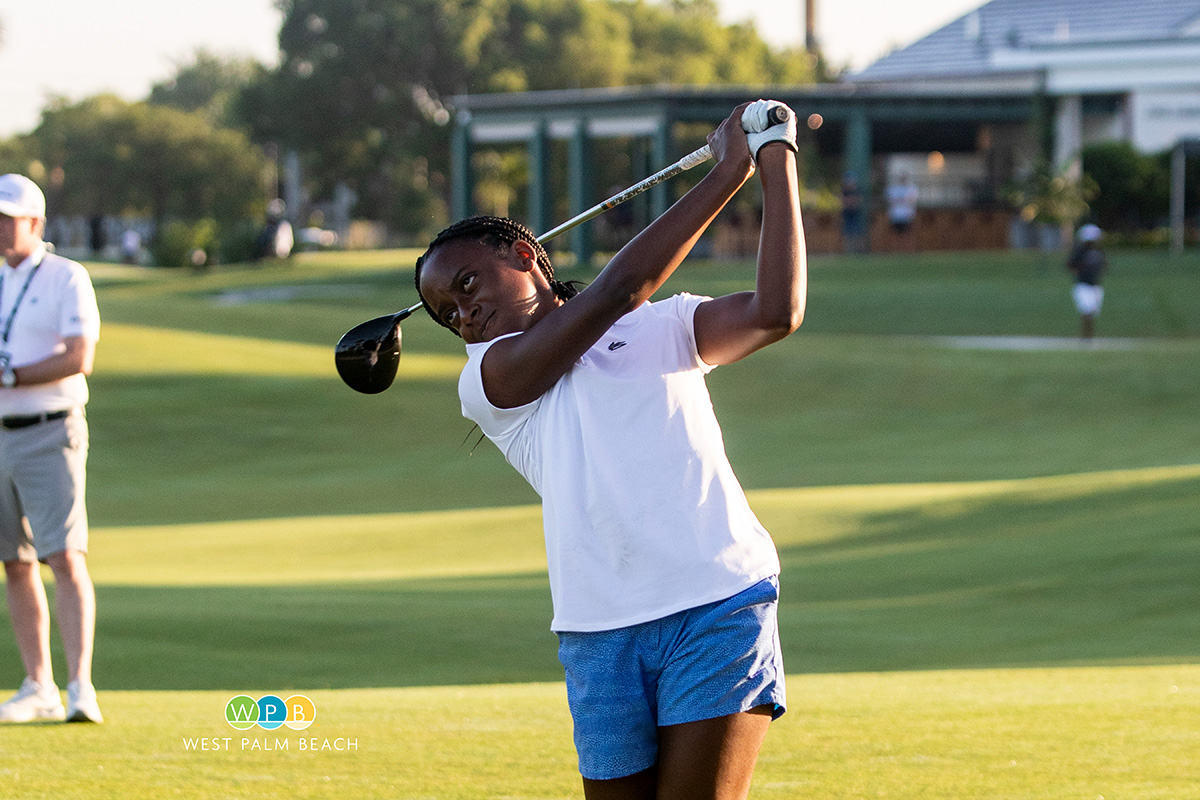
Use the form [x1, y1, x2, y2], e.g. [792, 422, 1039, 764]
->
[0, 247, 1197, 798]
[72, 464, 1200, 690]
[2, 668, 1196, 799]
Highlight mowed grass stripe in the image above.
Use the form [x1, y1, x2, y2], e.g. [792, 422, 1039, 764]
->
[90, 464, 1200, 586]
[96, 322, 465, 379]
[91, 505, 547, 585]
[0, 666, 1195, 800]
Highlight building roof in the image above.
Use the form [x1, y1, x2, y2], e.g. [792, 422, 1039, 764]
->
[850, 0, 1200, 82]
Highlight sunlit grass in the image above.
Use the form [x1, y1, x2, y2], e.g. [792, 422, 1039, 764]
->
[89, 463, 1200, 587]
[97, 323, 465, 379]
[1, 667, 1196, 800]
[92, 505, 546, 586]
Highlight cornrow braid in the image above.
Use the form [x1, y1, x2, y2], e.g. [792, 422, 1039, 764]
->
[414, 215, 581, 333]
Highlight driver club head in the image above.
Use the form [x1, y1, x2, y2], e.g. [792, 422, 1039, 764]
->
[334, 303, 421, 394]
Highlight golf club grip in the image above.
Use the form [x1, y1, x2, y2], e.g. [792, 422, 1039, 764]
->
[537, 145, 714, 243]
[766, 105, 790, 126]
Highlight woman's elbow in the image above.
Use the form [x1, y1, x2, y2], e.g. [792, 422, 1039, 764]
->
[786, 303, 806, 333]
[763, 303, 805, 339]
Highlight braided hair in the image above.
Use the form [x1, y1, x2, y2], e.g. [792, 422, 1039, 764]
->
[414, 216, 581, 333]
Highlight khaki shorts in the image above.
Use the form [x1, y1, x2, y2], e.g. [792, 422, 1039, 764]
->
[0, 411, 89, 562]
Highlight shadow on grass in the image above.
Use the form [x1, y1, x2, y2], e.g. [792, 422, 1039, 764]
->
[11, 474, 1195, 691]
[84, 373, 538, 527]
[778, 472, 1200, 673]
[87, 573, 563, 691]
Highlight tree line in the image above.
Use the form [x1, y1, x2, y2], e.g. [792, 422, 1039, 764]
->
[0, 0, 815, 262]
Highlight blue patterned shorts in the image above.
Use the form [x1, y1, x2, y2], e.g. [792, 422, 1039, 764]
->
[556, 576, 786, 780]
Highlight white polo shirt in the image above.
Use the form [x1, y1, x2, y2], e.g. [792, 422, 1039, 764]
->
[0, 245, 101, 416]
[459, 293, 780, 632]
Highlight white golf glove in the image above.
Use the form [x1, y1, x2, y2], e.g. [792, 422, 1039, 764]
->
[742, 99, 798, 162]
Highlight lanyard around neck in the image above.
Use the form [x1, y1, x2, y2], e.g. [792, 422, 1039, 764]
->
[0, 259, 42, 345]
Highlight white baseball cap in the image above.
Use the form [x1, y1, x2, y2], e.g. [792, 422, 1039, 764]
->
[1077, 223, 1102, 243]
[0, 174, 47, 219]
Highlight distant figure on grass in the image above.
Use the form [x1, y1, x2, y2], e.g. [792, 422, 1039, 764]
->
[120, 227, 141, 265]
[255, 199, 294, 261]
[886, 172, 918, 251]
[272, 216, 294, 259]
[1067, 223, 1106, 340]
[0, 174, 103, 724]
[414, 101, 804, 799]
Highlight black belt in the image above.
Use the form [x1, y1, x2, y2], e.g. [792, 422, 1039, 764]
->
[0, 409, 72, 430]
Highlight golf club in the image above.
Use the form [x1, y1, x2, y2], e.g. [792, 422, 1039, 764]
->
[333, 302, 422, 394]
[333, 142, 713, 396]
[335, 104, 794, 393]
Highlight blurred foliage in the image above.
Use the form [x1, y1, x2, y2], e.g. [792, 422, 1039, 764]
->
[214, 219, 267, 264]
[1004, 160, 1098, 226]
[0, 95, 270, 265]
[1082, 140, 1200, 233]
[1082, 141, 1168, 230]
[237, 0, 814, 240]
[147, 48, 268, 131]
[27, 95, 268, 226]
[0, 135, 31, 175]
[151, 218, 219, 268]
[149, 217, 264, 267]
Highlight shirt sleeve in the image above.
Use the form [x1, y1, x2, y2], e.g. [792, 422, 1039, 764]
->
[656, 292, 714, 373]
[59, 264, 101, 341]
[458, 333, 540, 440]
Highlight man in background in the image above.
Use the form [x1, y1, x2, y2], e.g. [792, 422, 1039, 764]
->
[0, 174, 103, 723]
[120, 227, 142, 265]
[1067, 223, 1106, 340]
[886, 173, 919, 251]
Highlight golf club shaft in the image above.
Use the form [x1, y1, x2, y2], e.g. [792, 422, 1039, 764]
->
[535, 144, 714, 243]
[534, 103, 790, 243]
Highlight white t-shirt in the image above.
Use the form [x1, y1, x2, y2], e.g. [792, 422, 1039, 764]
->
[459, 293, 780, 632]
[0, 246, 101, 416]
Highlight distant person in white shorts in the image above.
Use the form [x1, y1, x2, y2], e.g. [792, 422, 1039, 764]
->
[0, 174, 103, 724]
[1067, 224, 1106, 340]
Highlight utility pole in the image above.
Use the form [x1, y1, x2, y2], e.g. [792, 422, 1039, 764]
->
[1170, 140, 1188, 257]
[805, 0, 818, 53]
[805, 0, 826, 79]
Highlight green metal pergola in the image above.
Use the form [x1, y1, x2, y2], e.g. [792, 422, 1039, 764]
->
[450, 85, 1036, 264]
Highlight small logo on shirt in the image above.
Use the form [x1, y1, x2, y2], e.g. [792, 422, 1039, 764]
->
[607, 340, 628, 351]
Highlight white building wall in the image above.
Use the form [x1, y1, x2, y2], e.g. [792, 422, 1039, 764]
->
[1129, 89, 1200, 152]
[992, 38, 1200, 154]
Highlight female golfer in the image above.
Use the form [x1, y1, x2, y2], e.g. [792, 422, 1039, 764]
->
[416, 101, 805, 800]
